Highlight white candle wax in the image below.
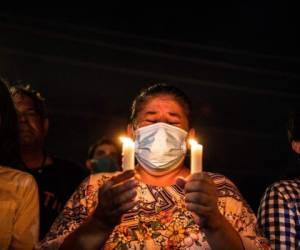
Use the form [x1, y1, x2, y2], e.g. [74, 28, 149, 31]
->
[189, 139, 203, 174]
[120, 137, 135, 171]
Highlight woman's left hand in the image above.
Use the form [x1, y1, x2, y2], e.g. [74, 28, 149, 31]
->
[177, 173, 223, 231]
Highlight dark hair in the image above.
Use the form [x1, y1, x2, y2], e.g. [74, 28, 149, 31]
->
[87, 137, 120, 159]
[10, 82, 47, 118]
[287, 112, 300, 143]
[0, 79, 22, 168]
[130, 83, 192, 126]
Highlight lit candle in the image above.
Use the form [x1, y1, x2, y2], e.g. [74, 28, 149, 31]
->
[189, 139, 203, 174]
[120, 137, 135, 171]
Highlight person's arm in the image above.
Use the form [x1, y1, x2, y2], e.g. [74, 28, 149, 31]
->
[257, 183, 295, 249]
[11, 174, 39, 250]
[60, 170, 138, 250]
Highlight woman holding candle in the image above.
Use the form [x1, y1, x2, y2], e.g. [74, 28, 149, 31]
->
[38, 84, 269, 250]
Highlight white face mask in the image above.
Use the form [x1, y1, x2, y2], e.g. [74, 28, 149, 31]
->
[135, 122, 187, 174]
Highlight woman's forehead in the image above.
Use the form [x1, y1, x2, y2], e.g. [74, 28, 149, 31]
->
[141, 95, 187, 116]
[144, 94, 182, 107]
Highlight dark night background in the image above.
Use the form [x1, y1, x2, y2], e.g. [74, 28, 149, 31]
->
[0, 5, 300, 212]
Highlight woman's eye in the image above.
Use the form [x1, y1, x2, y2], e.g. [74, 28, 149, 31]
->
[146, 120, 157, 123]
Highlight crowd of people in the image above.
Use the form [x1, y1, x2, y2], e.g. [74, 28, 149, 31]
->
[0, 79, 299, 249]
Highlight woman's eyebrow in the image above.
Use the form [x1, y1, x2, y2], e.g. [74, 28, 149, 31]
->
[144, 111, 158, 116]
[168, 112, 182, 118]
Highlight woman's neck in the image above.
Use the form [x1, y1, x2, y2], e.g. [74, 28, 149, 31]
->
[135, 164, 190, 186]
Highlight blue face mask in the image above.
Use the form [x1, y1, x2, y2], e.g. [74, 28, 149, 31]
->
[91, 156, 119, 173]
[135, 122, 187, 174]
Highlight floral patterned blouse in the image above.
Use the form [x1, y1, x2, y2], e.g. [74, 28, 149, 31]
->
[37, 172, 270, 250]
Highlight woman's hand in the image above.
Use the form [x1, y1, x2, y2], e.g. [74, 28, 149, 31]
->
[176, 173, 222, 231]
[93, 170, 138, 229]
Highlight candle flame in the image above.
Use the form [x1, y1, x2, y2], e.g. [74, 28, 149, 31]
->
[189, 139, 203, 150]
[189, 139, 198, 146]
[120, 136, 134, 145]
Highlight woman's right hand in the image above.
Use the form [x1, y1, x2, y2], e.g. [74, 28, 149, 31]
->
[93, 170, 138, 229]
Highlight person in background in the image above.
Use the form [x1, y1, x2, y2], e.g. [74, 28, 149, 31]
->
[0, 79, 39, 249]
[257, 112, 300, 249]
[38, 83, 270, 250]
[86, 137, 121, 173]
[10, 83, 88, 240]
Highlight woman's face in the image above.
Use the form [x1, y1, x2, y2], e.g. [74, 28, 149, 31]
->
[134, 95, 189, 131]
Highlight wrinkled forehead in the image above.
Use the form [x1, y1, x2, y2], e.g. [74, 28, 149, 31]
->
[140, 94, 187, 116]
